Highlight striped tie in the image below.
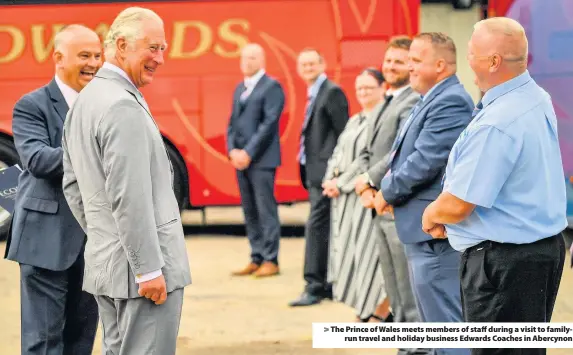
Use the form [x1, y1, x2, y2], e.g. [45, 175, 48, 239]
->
[298, 95, 314, 164]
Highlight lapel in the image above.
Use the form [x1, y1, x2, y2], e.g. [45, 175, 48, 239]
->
[47, 79, 68, 123]
[243, 74, 267, 105]
[369, 92, 400, 146]
[391, 75, 460, 154]
[95, 67, 153, 119]
[302, 78, 329, 134]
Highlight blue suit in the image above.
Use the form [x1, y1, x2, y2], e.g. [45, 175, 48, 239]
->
[4, 79, 98, 355]
[227, 73, 285, 264]
[381, 75, 473, 355]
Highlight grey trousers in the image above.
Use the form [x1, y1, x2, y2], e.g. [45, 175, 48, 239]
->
[375, 216, 419, 323]
[95, 288, 184, 355]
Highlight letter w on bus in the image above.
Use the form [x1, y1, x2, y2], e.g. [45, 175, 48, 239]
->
[0, 165, 22, 214]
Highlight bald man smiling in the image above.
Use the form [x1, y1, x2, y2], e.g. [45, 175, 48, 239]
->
[422, 17, 567, 354]
[5, 24, 101, 355]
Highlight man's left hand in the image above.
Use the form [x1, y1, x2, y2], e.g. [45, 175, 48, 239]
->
[422, 202, 447, 238]
[235, 150, 251, 170]
[374, 190, 391, 215]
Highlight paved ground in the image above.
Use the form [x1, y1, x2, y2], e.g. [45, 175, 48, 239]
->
[1, 205, 572, 354]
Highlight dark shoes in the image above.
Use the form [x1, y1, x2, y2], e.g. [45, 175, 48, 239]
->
[288, 290, 332, 307]
[359, 312, 394, 323]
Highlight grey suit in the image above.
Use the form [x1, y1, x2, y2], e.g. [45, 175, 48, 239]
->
[62, 67, 192, 354]
[357, 87, 420, 324]
[4, 79, 98, 355]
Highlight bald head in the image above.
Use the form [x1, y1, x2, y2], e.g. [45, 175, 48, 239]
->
[54, 24, 100, 54]
[468, 17, 528, 92]
[240, 43, 265, 77]
[473, 17, 528, 69]
[53, 24, 102, 93]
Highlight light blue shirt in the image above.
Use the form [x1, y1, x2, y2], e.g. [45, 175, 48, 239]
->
[443, 70, 567, 252]
[299, 73, 327, 165]
[308, 73, 327, 100]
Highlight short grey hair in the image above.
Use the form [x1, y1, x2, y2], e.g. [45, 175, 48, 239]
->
[104, 7, 163, 58]
[473, 17, 528, 64]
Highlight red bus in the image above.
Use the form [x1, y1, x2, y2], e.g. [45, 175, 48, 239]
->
[0, 0, 420, 215]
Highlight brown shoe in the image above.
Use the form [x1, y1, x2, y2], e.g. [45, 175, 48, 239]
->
[253, 261, 280, 278]
[231, 262, 260, 276]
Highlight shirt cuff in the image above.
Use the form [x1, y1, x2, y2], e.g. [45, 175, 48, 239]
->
[135, 269, 163, 283]
[362, 172, 375, 188]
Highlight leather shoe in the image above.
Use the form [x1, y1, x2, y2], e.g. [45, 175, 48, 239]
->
[231, 262, 259, 276]
[253, 261, 279, 277]
[288, 292, 323, 307]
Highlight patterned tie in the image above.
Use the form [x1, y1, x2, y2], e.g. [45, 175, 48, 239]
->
[384, 97, 423, 179]
[297, 95, 314, 164]
[240, 84, 249, 102]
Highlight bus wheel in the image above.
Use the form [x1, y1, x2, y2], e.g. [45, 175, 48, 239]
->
[0, 137, 20, 241]
[166, 144, 189, 212]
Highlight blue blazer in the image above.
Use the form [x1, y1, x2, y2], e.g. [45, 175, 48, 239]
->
[381, 75, 474, 244]
[4, 79, 85, 271]
[226, 74, 285, 169]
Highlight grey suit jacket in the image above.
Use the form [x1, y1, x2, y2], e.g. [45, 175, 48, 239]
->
[4, 79, 85, 271]
[62, 67, 192, 299]
[358, 87, 419, 188]
[323, 112, 369, 193]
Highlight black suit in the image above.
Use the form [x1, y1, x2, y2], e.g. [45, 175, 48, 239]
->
[227, 73, 285, 264]
[299, 78, 349, 295]
[4, 79, 98, 355]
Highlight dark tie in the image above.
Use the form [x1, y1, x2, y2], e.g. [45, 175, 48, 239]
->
[372, 95, 393, 128]
[472, 100, 483, 119]
[298, 94, 314, 164]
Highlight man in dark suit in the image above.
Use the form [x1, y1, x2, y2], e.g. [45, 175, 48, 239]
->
[374, 33, 473, 355]
[4, 24, 101, 355]
[227, 43, 285, 278]
[289, 48, 349, 307]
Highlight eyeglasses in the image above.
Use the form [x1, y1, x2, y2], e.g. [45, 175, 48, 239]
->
[355, 86, 379, 92]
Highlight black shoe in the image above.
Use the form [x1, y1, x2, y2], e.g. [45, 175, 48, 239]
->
[288, 292, 323, 307]
[371, 312, 394, 323]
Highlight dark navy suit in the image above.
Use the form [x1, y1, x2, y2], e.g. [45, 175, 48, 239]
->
[380, 75, 473, 355]
[226, 73, 285, 265]
[4, 79, 98, 355]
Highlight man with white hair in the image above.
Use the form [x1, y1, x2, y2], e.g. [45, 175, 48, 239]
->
[62, 7, 192, 354]
[5, 24, 101, 355]
[423, 17, 567, 341]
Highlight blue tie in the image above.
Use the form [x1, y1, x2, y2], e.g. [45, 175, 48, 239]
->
[298, 95, 314, 165]
[391, 98, 422, 152]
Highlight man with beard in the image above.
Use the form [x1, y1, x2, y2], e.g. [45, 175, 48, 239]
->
[5, 24, 101, 355]
[355, 36, 423, 336]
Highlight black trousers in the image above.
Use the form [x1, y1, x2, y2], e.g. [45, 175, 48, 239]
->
[460, 234, 565, 355]
[300, 164, 331, 295]
[237, 167, 281, 264]
[20, 252, 99, 355]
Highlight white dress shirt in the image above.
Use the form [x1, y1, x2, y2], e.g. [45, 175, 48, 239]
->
[241, 69, 265, 100]
[54, 75, 79, 108]
[385, 84, 410, 99]
[101, 62, 162, 284]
